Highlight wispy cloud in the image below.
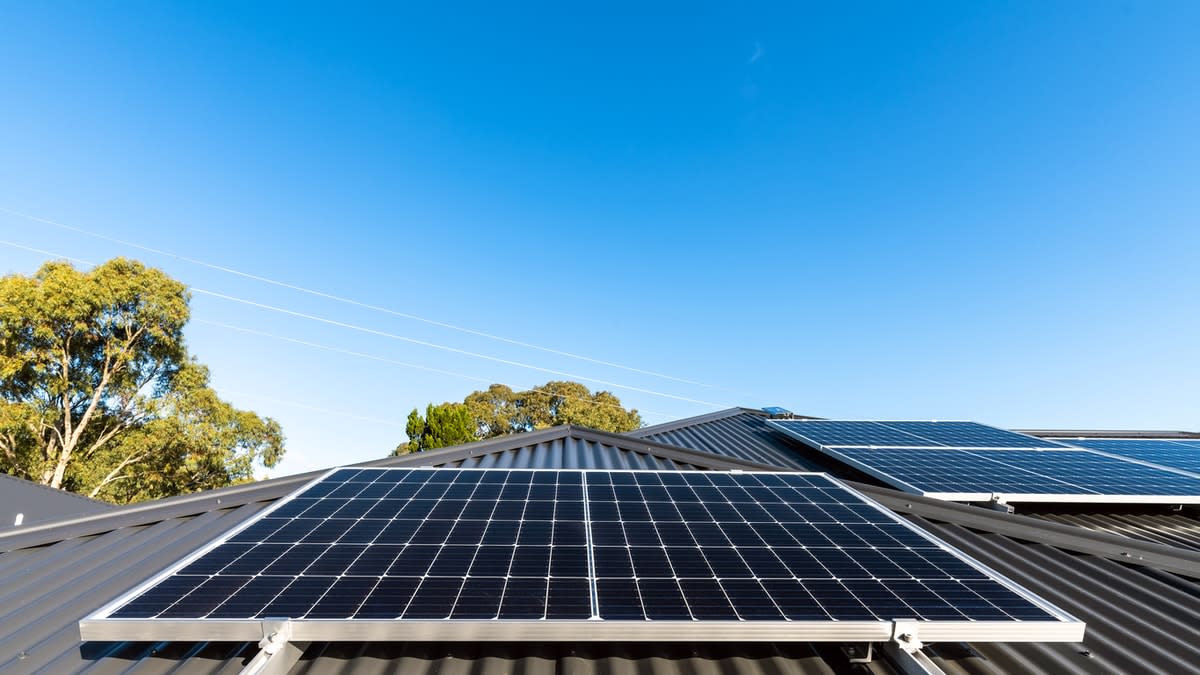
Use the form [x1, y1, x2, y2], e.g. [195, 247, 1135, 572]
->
[748, 41, 764, 64]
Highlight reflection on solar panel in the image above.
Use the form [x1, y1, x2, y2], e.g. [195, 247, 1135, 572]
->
[769, 420, 1200, 504]
[1064, 439, 1200, 477]
[771, 420, 1067, 449]
[81, 468, 1084, 644]
[825, 447, 1200, 502]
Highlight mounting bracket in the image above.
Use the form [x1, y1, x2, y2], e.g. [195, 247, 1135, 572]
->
[880, 621, 948, 675]
[238, 620, 308, 675]
[843, 641, 874, 663]
[986, 494, 1015, 514]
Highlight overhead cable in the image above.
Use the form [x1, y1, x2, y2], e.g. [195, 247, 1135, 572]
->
[191, 288, 729, 409]
[1, 206, 742, 393]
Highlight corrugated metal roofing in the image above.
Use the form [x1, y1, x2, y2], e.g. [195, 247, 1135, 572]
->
[921, 519, 1200, 675]
[632, 408, 824, 470]
[427, 433, 708, 471]
[2, 416, 1198, 675]
[1029, 509, 1200, 552]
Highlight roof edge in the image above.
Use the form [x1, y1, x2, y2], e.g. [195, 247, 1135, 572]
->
[629, 408, 764, 437]
[1022, 429, 1200, 439]
[0, 472, 116, 509]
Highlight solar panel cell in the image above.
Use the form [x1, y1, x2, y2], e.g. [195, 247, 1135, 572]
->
[637, 578, 692, 620]
[497, 578, 546, 618]
[545, 579, 591, 619]
[451, 577, 505, 619]
[356, 577, 419, 618]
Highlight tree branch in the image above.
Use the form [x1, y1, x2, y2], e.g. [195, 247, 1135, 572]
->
[88, 447, 149, 499]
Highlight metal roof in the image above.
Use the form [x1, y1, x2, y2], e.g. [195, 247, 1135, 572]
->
[1, 415, 1198, 675]
[632, 407, 827, 470]
[1029, 508, 1200, 552]
[0, 473, 112, 531]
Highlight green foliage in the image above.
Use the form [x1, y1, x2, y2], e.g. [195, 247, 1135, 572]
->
[401, 403, 476, 453]
[393, 381, 641, 455]
[0, 258, 284, 503]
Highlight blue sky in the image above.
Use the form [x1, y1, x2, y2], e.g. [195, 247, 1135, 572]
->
[1, 3, 1197, 476]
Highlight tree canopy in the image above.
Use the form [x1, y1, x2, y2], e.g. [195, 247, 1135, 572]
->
[0, 258, 284, 503]
[394, 381, 642, 455]
[401, 402, 476, 454]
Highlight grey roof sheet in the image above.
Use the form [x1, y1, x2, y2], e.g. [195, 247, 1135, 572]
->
[921, 518, 1200, 675]
[632, 408, 826, 470]
[1029, 509, 1200, 552]
[0, 473, 112, 531]
[1, 416, 1198, 675]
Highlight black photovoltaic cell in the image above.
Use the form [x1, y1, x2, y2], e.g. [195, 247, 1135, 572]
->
[826, 447, 1200, 498]
[770, 420, 1200, 501]
[770, 421, 940, 448]
[109, 468, 1059, 624]
[1065, 439, 1200, 476]
[771, 420, 1067, 449]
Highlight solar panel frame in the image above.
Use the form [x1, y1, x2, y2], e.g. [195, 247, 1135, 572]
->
[81, 468, 1085, 644]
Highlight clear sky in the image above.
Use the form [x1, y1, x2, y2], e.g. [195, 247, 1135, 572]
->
[1, 3, 1197, 477]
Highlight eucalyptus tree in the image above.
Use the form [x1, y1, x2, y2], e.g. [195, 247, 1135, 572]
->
[0, 258, 283, 502]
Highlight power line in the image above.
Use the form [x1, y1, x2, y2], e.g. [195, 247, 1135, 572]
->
[191, 288, 730, 408]
[0, 239, 686, 419]
[197, 319, 676, 421]
[0, 239, 95, 266]
[219, 389, 407, 428]
[1, 206, 745, 394]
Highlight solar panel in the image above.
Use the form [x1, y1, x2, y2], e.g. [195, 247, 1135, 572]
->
[1063, 439, 1200, 477]
[81, 468, 1084, 644]
[876, 422, 1069, 449]
[769, 420, 1200, 504]
[771, 420, 1066, 449]
[808, 446, 1200, 503]
[768, 421, 940, 447]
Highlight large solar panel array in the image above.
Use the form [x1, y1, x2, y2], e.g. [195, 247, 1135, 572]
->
[769, 420, 1200, 504]
[1063, 439, 1200, 477]
[82, 468, 1083, 644]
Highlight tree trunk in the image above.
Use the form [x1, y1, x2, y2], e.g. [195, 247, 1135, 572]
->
[48, 446, 72, 489]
